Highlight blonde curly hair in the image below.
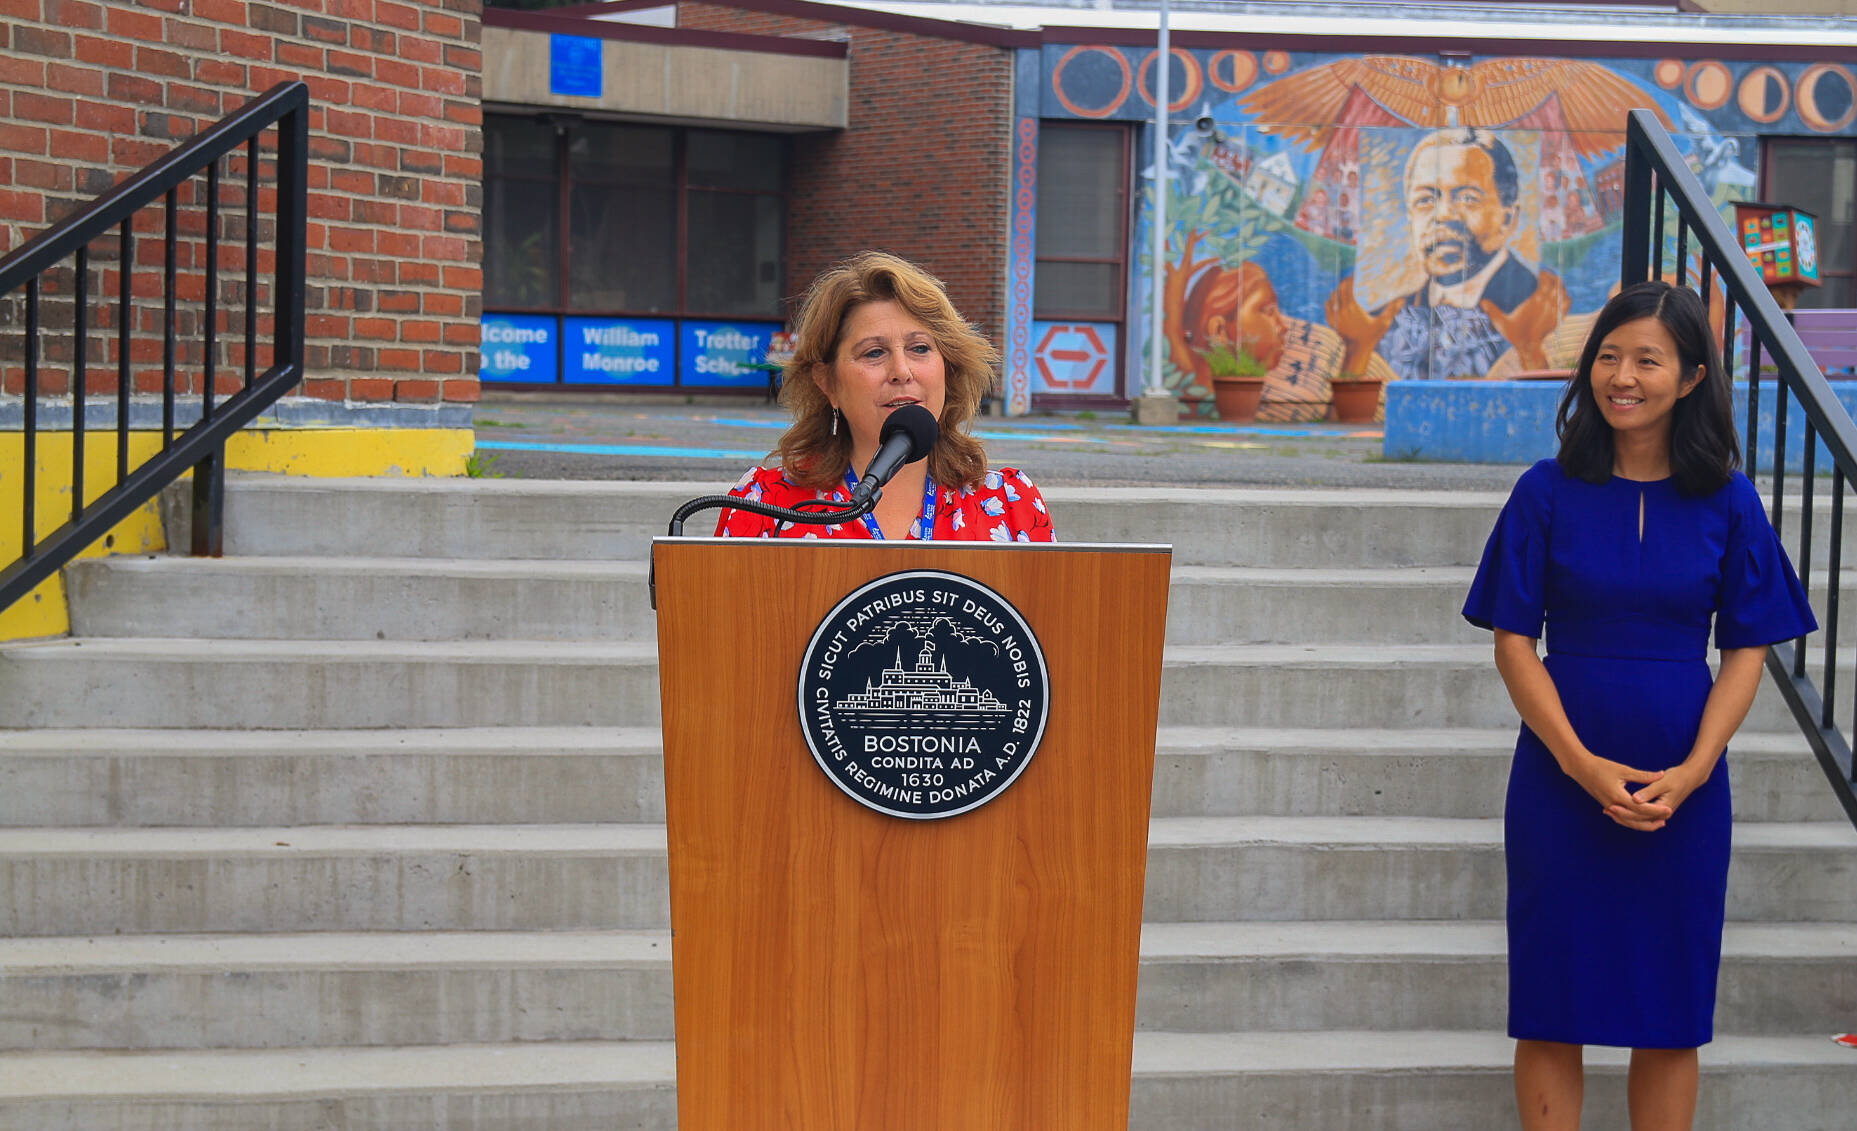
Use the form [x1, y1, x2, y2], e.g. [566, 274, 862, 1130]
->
[774, 251, 997, 491]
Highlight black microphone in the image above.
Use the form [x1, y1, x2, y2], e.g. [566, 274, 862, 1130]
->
[848, 404, 939, 506]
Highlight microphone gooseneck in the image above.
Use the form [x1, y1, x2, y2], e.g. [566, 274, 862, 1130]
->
[848, 404, 940, 507]
[661, 404, 940, 540]
[655, 404, 941, 608]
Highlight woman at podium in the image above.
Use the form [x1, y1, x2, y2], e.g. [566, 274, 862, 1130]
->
[716, 252, 1054, 542]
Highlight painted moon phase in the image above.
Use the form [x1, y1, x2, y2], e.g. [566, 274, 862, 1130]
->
[1796, 63, 1857, 133]
[1685, 61, 1732, 111]
[1210, 50, 1257, 94]
[1737, 65, 1791, 125]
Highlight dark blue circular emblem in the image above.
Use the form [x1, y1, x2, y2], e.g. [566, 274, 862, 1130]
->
[797, 570, 1050, 820]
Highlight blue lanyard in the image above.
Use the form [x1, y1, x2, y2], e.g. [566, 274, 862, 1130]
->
[842, 469, 937, 541]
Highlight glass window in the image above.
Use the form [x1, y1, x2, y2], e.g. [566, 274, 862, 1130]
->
[687, 130, 785, 193]
[482, 115, 789, 325]
[484, 177, 557, 309]
[1766, 139, 1855, 309]
[570, 181, 675, 312]
[571, 122, 674, 186]
[1035, 123, 1129, 320]
[687, 192, 783, 316]
[486, 119, 555, 179]
[484, 116, 558, 309]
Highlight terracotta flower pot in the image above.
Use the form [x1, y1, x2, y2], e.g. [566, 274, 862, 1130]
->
[1210, 375, 1266, 422]
[1329, 379, 1384, 424]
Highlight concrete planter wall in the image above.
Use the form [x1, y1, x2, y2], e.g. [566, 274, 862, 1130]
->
[1386, 378, 1857, 472]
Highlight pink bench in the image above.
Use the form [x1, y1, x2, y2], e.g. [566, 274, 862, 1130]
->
[1796, 309, 1857, 376]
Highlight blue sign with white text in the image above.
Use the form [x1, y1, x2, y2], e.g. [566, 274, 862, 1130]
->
[564, 317, 676, 385]
[480, 314, 557, 384]
[549, 35, 602, 99]
[681, 321, 778, 387]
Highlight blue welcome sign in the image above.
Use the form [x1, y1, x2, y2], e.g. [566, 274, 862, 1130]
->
[564, 317, 676, 385]
[681, 321, 778, 387]
[549, 35, 602, 98]
[480, 314, 557, 384]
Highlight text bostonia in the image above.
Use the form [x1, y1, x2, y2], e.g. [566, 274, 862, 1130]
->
[862, 735, 982, 756]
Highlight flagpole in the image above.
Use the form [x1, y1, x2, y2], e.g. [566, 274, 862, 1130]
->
[1133, 0, 1178, 424]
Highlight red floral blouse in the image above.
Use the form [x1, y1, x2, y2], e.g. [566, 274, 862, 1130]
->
[714, 465, 1056, 542]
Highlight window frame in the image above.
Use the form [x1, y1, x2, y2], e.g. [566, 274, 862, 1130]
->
[482, 112, 789, 321]
[1033, 121, 1134, 325]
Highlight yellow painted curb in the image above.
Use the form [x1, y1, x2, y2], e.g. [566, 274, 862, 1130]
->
[0, 428, 473, 642]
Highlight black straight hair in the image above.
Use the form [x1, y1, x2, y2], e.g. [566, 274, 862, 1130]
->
[1555, 280, 1740, 496]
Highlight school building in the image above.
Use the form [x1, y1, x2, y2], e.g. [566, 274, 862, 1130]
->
[474, 0, 1857, 419]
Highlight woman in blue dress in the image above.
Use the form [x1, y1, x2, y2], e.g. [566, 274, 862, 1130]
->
[1463, 280, 1815, 1130]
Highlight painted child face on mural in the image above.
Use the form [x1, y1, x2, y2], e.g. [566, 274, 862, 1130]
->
[1404, 139, 1519, 287]
[1184, 262, 1289, 374]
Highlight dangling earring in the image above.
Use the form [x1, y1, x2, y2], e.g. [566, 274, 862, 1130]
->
[831, 408, 839, 436]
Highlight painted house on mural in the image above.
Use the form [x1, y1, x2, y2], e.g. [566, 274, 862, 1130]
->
[479, 0, 1857, 419]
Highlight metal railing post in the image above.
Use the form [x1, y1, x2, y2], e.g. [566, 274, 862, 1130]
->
[1620, 134, 1652, 287]
[0, 82, 309, 613]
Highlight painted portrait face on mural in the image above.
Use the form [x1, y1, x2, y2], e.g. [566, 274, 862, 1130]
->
[1404, 129, 1521, 288]
[1332, 127, 1567, 382]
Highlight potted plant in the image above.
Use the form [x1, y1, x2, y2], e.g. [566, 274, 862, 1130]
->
[1328, 371, 1384, 424]
[1205, 344, 1268, 422]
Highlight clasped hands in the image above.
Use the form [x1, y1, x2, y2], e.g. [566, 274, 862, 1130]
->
[1565, 753, 1703, 832]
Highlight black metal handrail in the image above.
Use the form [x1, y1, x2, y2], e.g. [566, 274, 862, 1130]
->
[0, 82, 307, 616]
[1621, 109, 1857, 826]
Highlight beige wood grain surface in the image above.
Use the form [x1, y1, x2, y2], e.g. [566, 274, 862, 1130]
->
[654, 540, 1170, 1131]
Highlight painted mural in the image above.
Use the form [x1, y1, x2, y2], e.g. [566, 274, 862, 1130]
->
[1038, 48, 1857, 418]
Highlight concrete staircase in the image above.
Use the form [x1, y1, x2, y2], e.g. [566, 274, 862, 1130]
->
[1, 476, 1853, 1129]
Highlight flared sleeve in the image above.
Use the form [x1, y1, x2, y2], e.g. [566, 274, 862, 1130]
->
[1716, 474, 1817, 649]
[1463, 460, 1555, 638]
[714, 466, 781, 538]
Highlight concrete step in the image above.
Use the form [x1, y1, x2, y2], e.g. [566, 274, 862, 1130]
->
[1166, 565, 1482, 644]
[0, 638, 663, 729]
[64, 556, 1493, 646]
[4, 818, 1852, 937]
[190, 476, 1515, 567]
[1141, 816, 1857, 923]
[1137, 920, 1857, 1036]
[1126, 1030, 1857, 1131]
[0, 639, 1816, 732]
[1151, 726, 1842, 823]
[8, 921, 1848, 1053]
[0, 931, 675, 1051]
[57, 551, 1857, 655]
[0, 1040, 677, 1131]
[64, 557, 659, 643]
[0, 825, 671, 936]
[1, 1032, 1849, 1131]
[0, 727, 669, 826]
[1, 726, 1836, 827]
[190, 475, 1857, 570]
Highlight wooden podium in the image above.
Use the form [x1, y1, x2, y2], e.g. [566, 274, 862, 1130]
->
[652, 537, 1171, 1130]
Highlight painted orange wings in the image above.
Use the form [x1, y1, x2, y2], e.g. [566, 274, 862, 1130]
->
[1238, 55, 1673, 157]
[1238, 57, 1438, 148]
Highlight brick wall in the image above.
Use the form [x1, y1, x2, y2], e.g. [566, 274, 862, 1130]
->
[679, 2, 1013, 342]
[0, 0, 484, 404]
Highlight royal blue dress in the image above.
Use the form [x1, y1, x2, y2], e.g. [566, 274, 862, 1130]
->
[1464, 459, 1815, 1049]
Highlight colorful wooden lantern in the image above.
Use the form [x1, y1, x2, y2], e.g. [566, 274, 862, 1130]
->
[1733, 202, 1822, 290]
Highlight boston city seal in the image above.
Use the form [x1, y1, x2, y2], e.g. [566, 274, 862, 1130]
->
[797, 569, 1050, 819]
